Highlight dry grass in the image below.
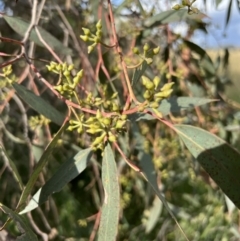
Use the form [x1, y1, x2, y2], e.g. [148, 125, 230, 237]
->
[207, 48, 240, 102]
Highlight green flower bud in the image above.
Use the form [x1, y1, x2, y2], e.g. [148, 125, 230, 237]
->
[46, 65, 53, 72]
[111, 92, 118, 99]
[63, 70, 70, 77]
[85, 117, 96, 124]
[68, 64, 74, 71]
[62, 63, 67, 70]
[166, 73, 171, 79]
[108, 132, 117, 142]
[77, 126, 83, 133]
[87, 129, 103, 134]
[80, 35, 89, 42]
[150, 102, 159, 108]
[120, 114, 127, 120]
[172, 4, 182, 10]
[77, 69, 84, 78]
[154, 97, 163, 103]
[154, 89, 173, 98]
[73, 76, 80, 85]
[153, 76, 161, 88]
[132, 47, 140, 55]
[56, 64, 62, 71]
[143, 43, 150, 52]
[82, 28, 91, 36]
[92, 132, 106, 146]
[96, 110, 102, 119]
[67, 126, 74, 131]
[160, 82, 174, 92]
[112, 103, 119, 111]
[142, 76, 151, 86]
[146, 58, 153, 64]
[143, 90, 152, 100]
[153, 46, 160, 55]
[54, 85, 63, 92]
[89, 123, 101, 130]
[96, 29, 102, 38]
[50, 61, 57, 68]
[115, 120, 126, 129]
[102, 118, 111, 126]
[88, 45, 95, 54]
[96, 20, 102, 29]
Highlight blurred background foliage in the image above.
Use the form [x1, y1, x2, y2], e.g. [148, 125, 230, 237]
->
[1, 0, 240, 240]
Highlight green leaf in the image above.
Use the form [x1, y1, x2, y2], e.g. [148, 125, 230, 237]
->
[174, 124, 240, 209]
[17, 123, 68, 211]
[184, 40, 216, 76]
[144, 9, 206, 28]
[145, 196, 163, 233]
[13, 83, 66, 126]
[20, 148, 92, 214]
[98, 143, 120, 241]
[236, 0, 240, 13]
[3, 15, 72, 55]
[0, 144, 24, 191]
[130, 97, 217, 121]
[0, 203, 38, 241]
[225, 0, 233, 29]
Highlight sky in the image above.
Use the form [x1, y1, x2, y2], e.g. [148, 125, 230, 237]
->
[114, 0, 240, 48]
[185, 0, 240, 48]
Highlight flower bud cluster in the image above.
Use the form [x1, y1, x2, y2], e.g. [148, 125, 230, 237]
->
[132, 44, 160, 65]
[29, 115, 50, 130]
[46, 62, 83, 99]
[172, 0, 199, 14]
[67, 110, 128, 150]
[1, 65, 17, 87]
[80, 20, 102, 54]
[141, 75, 174, 108]
[81, 91, 120, 111]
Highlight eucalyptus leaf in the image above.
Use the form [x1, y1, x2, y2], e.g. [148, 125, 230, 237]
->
[17, 123, 68, 211]
[144, 9, 206, 28]
[98, 143, 120, 241]
[175, 124, 240, 209]
[0, 203, 38, 241]
[20, 148, 92, 214]
[3, 15, 72, 55]
[13, 83, 66, 126]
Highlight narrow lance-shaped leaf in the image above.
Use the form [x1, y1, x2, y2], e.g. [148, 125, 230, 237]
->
[3, 15, 72, 55]
[144, 9, 206, 28]
[0, 145, 24, 191]
[225, 0, 233, 29]
[13, 83, 66, 126]
[236, 0, 240, 13]
[184, 40, 216, 76]
[0, 203, 38, 241]
[174, 124, 240, 209]
[17, 123, 68, 211]
[20, 148, 92, 214]
[132, 60, 148, 85]
[98, 143, 120, 241]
